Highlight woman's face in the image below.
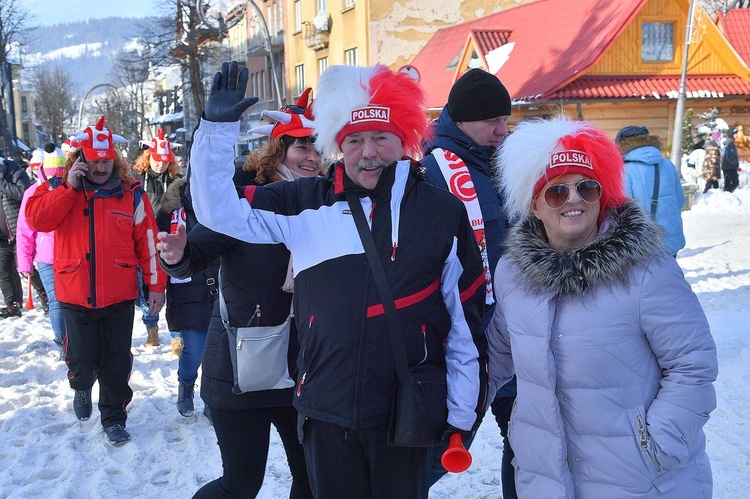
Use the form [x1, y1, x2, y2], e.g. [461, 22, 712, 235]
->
[531, 174, 601, 250]
[149, 154, 170, 174]
[282, 138, 322, 177]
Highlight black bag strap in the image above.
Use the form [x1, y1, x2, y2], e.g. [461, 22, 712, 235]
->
[650, 162, 660, 219]
[345, 191, 410, 384]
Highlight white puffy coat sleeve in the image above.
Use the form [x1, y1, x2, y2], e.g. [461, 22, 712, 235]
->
[190, 119, 286, 245]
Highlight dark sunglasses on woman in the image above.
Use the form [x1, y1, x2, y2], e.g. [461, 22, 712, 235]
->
[543, 179, 602, 209]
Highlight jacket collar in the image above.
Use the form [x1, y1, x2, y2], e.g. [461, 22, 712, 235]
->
[505, 200, 664, 296]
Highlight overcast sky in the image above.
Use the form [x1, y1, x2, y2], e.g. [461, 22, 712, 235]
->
[27, 0, 168, 27]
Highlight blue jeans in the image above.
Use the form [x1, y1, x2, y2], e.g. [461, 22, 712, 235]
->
[37, 262, 65, 344]
[136, 267, 159, 328]
[177, 328, 208, 385]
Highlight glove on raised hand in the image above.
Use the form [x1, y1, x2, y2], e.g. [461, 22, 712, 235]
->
[203, 61, 259, 123]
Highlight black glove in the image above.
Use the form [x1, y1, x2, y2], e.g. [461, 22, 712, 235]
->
[203, 61, 259, 123]
[441, 424, 473, 445]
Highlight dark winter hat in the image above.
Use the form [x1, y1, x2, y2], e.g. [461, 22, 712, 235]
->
[726, 127, 738, 137]
[447, 69, 511, 122]
[615, 125, 649, 144]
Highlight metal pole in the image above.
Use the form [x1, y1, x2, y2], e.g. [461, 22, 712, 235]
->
[670, 0, 697, 170]
[247, 0, 283, 109]
[77, 83, 119, 130]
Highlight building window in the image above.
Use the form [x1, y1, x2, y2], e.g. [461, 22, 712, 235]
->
[345, 48, 358, 67]
[344, 0, 354, 7]
[294, 0, 302, 32]
[295, 64, 306, 96]
[22, 123, 30, 144]
[318, 57, 329, 76]
[21, 96, 28, 113]
[279, 62, 286, 101]
[642, 22, 674, 62]
[317, 0, 327, 12]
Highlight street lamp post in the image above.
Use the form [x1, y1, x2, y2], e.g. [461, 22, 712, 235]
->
[670, 0, 697, 171]
[77, 83, 119, 130]
[196, 0, 283, 109]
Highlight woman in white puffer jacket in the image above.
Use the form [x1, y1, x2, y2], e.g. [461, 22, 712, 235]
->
[487, 116, 718, 498]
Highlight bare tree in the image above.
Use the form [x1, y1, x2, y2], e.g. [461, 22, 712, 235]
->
[29, 65, 78, 145]
[0, 0, 32, 159]
[109, 50, 153, 163]
[139, 0, 227, 136]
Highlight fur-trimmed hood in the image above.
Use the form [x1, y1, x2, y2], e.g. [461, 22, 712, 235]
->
[617, 134, 662, 156]
[505, 200, 664, 296]
[159, 176, 187, 214]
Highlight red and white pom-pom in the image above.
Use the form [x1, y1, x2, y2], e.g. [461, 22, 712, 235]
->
[312, 65, 428, 162]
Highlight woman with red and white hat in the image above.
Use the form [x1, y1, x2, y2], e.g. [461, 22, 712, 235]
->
[487, 116, 718, 497]
[158, 90, 320, 498]
[132, 129, 181, 348]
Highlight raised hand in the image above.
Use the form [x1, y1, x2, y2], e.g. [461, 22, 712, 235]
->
[203, 61, 259, 123]
[156, 224, 187, 265]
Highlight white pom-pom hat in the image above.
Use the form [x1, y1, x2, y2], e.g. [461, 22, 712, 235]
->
[495, 115, 627, 222]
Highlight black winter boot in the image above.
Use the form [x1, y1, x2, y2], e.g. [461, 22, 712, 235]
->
[74, 388, 93, 421]
[39, 293, 49, 314]
[176, 382, 195, 417]
[0, 302, 22, 319]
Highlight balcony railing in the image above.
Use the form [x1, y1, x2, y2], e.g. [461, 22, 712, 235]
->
[304, 23, 329, 51]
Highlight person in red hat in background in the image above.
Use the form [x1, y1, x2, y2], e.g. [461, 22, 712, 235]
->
[26, 116, 166, 446]
[157, 87, 320, 498]
[181, 61, 487, 498]
[132, 128, 182, 349]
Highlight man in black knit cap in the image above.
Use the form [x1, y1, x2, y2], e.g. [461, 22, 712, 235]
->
[421, 68, 517, 499]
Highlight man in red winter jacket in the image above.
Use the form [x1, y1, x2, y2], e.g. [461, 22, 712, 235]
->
[26, 116, 166, 446]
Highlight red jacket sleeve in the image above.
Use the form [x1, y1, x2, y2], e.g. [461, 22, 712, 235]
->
[133, 190, 167, 293]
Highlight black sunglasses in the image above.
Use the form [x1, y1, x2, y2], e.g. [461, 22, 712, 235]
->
[543, 180, 602, 209]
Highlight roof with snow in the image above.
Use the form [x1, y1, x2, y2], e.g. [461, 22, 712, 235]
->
[410, 0, 750, 108]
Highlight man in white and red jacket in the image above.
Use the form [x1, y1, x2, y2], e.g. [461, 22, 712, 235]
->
[26, 116, 166, 446]
[180, 61, 487, 498]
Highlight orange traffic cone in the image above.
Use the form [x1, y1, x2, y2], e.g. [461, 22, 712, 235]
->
[24, 275, 35, 310]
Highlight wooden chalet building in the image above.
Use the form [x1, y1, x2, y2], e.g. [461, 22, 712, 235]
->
[409, 0, 750, 155]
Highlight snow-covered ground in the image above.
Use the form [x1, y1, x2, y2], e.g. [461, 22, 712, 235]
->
[1, 175, 748, 498]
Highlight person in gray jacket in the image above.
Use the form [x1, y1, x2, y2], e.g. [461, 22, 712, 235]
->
[487, 116, 718, 498]
[0, 158, 31, 318]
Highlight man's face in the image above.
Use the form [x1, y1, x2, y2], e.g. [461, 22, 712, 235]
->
[83, 156, 115, 185]
[456, 115, 509, 147]
[340, 131, 403, 190]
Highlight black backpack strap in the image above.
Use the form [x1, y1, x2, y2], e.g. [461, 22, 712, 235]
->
[650, 162, 660, 219]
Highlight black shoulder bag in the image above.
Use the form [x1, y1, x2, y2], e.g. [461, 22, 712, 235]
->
[345, 191, 447, 447]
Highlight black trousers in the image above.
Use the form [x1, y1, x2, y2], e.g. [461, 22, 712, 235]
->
[193, 405, 312, 499]
[0, 238, 22, 304]
[723, 169, 739, 193]
[62, 300, 135, 428]
[302, 419, 430, 499]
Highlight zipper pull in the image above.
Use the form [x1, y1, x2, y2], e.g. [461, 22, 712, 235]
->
[297, 373, 307, 396]
[255, 303, 261, 327]
[637, 415, 648, 446]
[391, 242, 398, 261]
